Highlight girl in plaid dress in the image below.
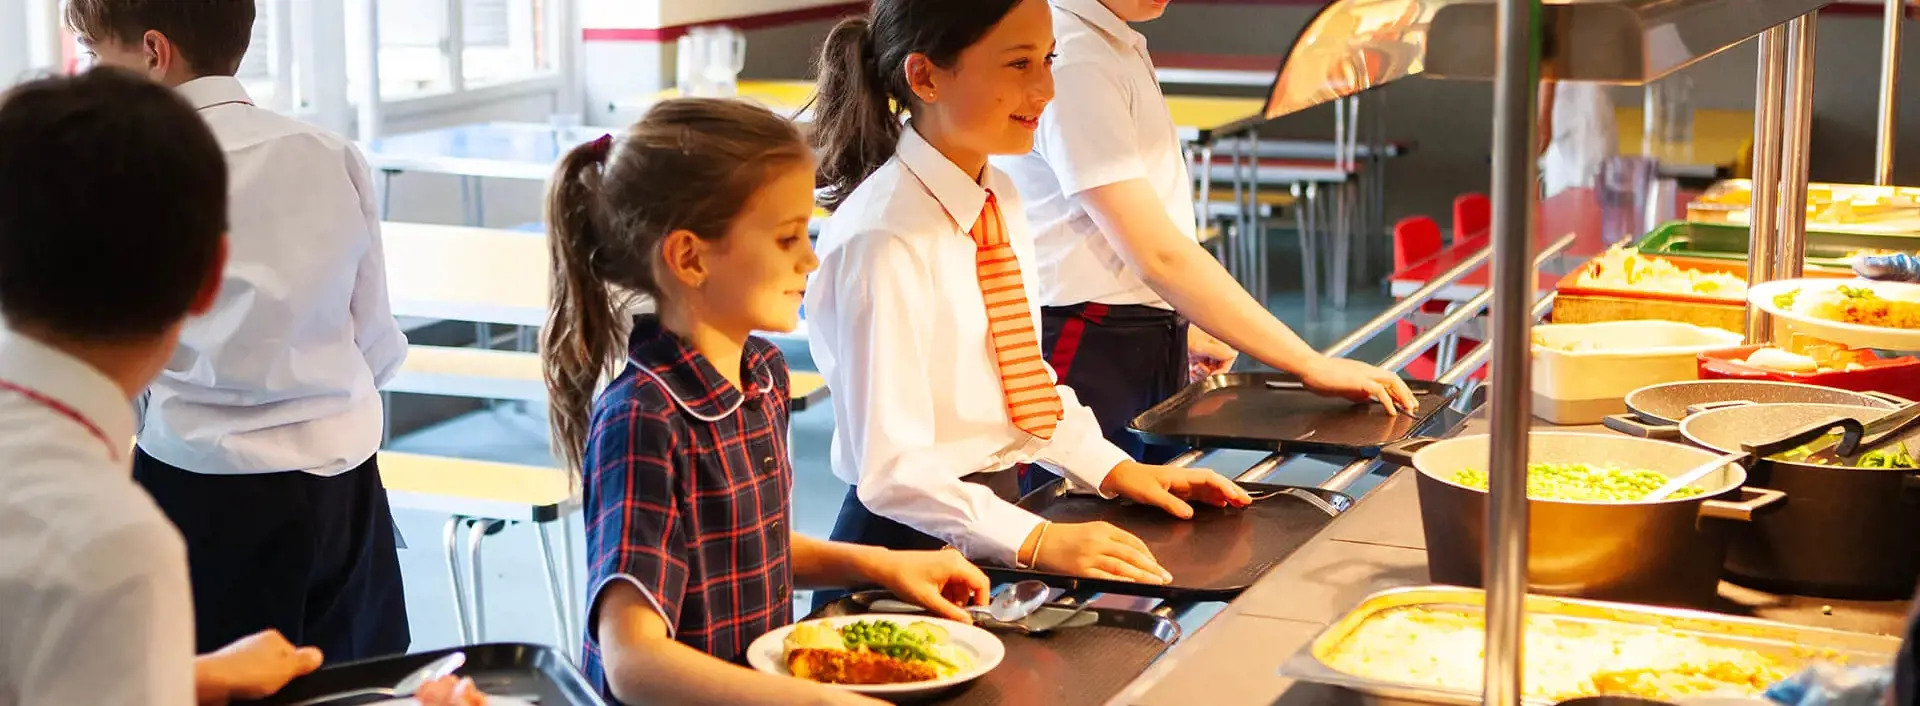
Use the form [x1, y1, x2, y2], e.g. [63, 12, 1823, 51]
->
[543, 99, 992, 706]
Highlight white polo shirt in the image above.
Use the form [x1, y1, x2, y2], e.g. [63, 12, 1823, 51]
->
[0, 330, 195, 706]
[996, 0, 1196, 310]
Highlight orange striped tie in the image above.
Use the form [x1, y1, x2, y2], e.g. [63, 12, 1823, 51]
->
[972, 191, 1064, 440]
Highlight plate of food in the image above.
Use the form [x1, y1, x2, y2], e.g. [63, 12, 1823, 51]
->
[1750, 278, 1920, 351]
[746, 616, 1003, 699]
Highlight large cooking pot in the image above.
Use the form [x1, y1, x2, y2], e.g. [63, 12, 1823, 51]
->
[1380, 432, 1784, 608]
[1680, 402, 1920, 599]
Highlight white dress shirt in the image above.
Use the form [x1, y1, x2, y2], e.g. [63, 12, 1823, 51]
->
[996, 0, 1196, 310]
[1540, 81, 1618, 198]
[0, 331, 195, 706]
[141, 77, 408, 476]
[808, 126, 1132, 565]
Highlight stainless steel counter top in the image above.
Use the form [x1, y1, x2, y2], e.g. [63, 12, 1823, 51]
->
[1106, 410, 1914, 706]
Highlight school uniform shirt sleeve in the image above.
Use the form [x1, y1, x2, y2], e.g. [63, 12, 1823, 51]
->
[1033, 378, 1130, 493]
[826, 231, 1047, 565]
[1036, 61, 1150, 197]
[343, 143, 409, 388]
[584, 399, 690, 638]
[14, 523, 196, 706]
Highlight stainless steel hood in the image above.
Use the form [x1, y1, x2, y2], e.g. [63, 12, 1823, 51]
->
[1263, 0, 1837, 120]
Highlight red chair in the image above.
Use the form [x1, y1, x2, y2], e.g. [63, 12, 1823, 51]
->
[1452, 193, 1490, 246]
[1392, 217, 1448, 379]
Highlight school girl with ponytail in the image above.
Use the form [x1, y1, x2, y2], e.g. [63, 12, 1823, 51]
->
[805, 0, 1251, 590]
[543, 99, 989, 706]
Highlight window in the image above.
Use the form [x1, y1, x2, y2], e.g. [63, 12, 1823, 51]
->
[346, 0, 554, 100]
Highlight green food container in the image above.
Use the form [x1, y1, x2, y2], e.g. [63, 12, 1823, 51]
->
[1633, 221, 1920, 269]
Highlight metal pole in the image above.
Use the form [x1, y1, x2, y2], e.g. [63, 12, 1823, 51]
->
[1876, 0, 1903, 186]
[1746, 27, 1789, 344]
[1486, 0, 1542, 700]
[1779, 15, 1818, 283]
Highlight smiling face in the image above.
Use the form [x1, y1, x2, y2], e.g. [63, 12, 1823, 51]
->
[907, 0, 1057, 169]
[694, 158, 821, 336]
[1102, 0, 1173, 21]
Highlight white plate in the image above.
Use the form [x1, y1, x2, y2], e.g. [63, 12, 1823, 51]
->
[746, 615, 1004, 699]
[1749, 278, 1920, 351]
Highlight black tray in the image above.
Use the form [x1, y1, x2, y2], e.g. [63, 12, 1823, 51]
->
[241, 643, 603, 706]
[1129, 372, 1461, 456]
[983, 482, 1352, 601]
[810, 592, 1179, 706]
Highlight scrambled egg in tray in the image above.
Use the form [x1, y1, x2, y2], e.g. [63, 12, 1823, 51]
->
[783, 620, 973, 685]
[1573, 247, 1748, 298]
[1322, 607, 1789, 702]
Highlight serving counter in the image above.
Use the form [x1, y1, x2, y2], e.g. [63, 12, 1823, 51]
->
[1104, 406, 1914, 706]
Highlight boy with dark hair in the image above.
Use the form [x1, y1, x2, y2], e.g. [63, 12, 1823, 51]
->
[0, 65, 324, 706]
[70, 0, 414, 660]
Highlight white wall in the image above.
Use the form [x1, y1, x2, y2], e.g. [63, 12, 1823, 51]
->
[580, 0, 848, 29]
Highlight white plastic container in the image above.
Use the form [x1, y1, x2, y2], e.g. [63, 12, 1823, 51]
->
[1530, 320, 1746, 424]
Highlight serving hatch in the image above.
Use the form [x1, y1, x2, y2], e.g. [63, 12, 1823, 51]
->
[1280, 586, 1902, 706]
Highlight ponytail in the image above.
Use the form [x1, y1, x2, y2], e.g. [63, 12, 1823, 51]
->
[543, 135, 624, 478]
[811, 17, 902, 211]
[807, 1, 1027, 211]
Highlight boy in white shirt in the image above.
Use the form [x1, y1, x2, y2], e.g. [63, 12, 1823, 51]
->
[69, 0, 411, 659]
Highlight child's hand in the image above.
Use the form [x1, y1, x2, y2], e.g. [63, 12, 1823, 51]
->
[1299, 356, 1420, 416]
[1031, 521, 1170, 584]
[414, 675, 489, 705]
[1188, 328, 1239, 381]
[864, 548, 990, 623]
[1099, 461, 1252, 520]
[198, 629, 324, 705]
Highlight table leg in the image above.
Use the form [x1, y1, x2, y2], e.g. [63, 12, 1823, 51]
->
[1297, 182, 1320, 321]
[444, 516, 473, 644]
[1247, 127, 1266, 304]
[379, 170, 395, 221]
[1229, 143, 1245, 284]
[465, 518, 503, 643]
[1333, 182, 1353, 312]
[560, 509, 581, 660]
[537, 520, 572, 655]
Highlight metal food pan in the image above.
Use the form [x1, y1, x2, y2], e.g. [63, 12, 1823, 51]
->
[1279, 585, 1901, 706]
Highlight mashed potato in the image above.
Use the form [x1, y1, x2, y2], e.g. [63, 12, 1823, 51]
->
[1321, 607, 1789, 701]
[1574, 246, 1748, 297]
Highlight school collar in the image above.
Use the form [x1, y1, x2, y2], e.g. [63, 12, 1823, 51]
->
[625, 315, 774, 423]
[1052, 0, 1148, 50]
[0, 328, 135, 462]
[896, 124, 989, 234]
[174, 76, 255, 111]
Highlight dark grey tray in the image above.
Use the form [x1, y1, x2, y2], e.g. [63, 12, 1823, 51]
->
[1129, 372, 1460, 456]
[810, 592, 1180, 706]
[241, 643, 602, 706]
[982, 482, 1352, 601]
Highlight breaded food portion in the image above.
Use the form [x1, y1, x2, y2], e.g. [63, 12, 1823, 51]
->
[787, 648, 941, 685]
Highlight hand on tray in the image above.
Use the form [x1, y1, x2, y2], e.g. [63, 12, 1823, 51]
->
[861, 548, 991, 623]
[1188, 328, 1239, 381]
[197, 629, 323, 705]
[413, 676, 490, 705]
[1299, 356, 1420, 416]
[1101, 462, 1254, 520]
[1030, 521, 1174, 584]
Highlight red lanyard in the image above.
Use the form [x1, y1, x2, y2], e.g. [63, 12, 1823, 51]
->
[0, 380, 117, 460]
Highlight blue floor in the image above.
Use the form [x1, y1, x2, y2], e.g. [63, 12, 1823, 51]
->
[383, 277, 1407, 654]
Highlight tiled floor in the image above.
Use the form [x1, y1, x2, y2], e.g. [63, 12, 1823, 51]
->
[382, 275, 1410, 656]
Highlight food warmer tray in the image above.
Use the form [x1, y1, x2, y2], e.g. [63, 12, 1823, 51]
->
[811, 591, 1180, 706]
[1128, 372, 1460, 457]
[983, 481, 1353, 600]
[1280, 585, 1902, 706]
[242, 643, 604, 706]
[1634, 221, 1918, 268]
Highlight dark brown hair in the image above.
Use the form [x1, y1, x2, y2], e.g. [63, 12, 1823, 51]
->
[543, 98, 810, 474]
[0, 68, 226, 340]
[809, 0, 1024, 210]
[67, 0, 256, 76]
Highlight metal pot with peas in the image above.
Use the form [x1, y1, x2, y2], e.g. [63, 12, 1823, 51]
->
[1377, 432, 1785, 608]
[1679, 402, 1920, 600]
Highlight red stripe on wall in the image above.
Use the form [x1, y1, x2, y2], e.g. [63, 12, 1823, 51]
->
[582, 2, 866, 43]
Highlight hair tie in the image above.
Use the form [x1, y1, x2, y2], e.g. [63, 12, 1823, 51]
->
[591, 133, 614, 158]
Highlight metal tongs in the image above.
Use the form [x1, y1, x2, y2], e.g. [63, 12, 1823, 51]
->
[1788, 404, 1920, 465]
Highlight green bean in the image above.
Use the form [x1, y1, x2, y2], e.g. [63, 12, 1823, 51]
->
[1453, 463, 1703, 502]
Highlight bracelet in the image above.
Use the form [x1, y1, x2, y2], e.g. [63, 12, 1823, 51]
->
[1020, 521, 1051, 570]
